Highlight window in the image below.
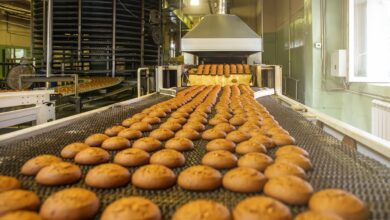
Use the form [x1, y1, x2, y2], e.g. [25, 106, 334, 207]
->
[349, 0, 390, 82]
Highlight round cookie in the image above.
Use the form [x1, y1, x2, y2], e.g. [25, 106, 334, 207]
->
[121, 117, 139, 127]
[233, 196, 292, 220]
[235, 140, 267, 154]
[84, 133, 109, 147]
[171, 111, 189, 119]
[264, 162, 306, 179]
[206, 139, 236, 152]
[149, 109, 167, 118]
[85, 163, 130, 188]
[40, 188, 99, 220]
[0, 176, 20, 193]
[309, 189, 369, 220]
[214, 123, 236, 133]
[238, 152, 273, 171]
[160, 121, 182, 132]
[101, 197, 161, 220]
[187, 116, 207, 124]
[60, 142, 90, 159]
[229, 116, 247, 126]
[131, 164, 176, 189]
[202, 129, 227, 140]
[114, 148, 150, 167]
[264, 175, 313, 205]
[36, 162, 81, 186]
[275, 154, 313, 171]
[172, 200, 231, 220]
[249, 135, 274, 148]
[275, 145, 309, 157]
[132, 113, 147, 120]
[130, 121, 153, 132]
[0, 190, 40, 216]
[166, 117, 187, 125]
[178, 165, 222, 191]
[223, 167, 267, 193]
[150, 149, 185, 168]
[201, 150, 237, 169]
[104, 126, 126, 137]
[165, 137, 194, 151]
[226, 131, 251, 143]
[175, 128, 201, 140]
[0, 211, 42, 220]
[183, 121, 206, 132]
[272, 134, 296, 146]
[149, 128, 175, 141]
[142, 116, 161, 125]
[20, 155, 62, 176]
[133, 137, 163, 152]
[101, 136, 131, 150]
[117, 128, 143, 140]
[294, 211, 343, 220]
[74, 147, 110, 165]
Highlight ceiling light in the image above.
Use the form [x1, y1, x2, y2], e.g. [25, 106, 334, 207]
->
[190, 0, 200, 6]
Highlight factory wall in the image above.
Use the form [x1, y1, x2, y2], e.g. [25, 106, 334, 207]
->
[263, 0, 390, 134]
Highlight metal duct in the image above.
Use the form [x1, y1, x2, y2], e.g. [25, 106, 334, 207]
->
[218, 0, 227, 14]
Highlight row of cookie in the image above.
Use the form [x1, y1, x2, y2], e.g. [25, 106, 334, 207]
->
[190, 64, 252, 77]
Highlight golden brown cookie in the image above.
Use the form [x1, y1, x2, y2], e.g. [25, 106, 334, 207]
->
[172, 200, 231, 220]
[85, 163, 130, 188]
[84, 133, 109, 147]
[142, 116, 161, 125]
[229, 116, 247, 126]
[264, 162, 306, 179]
[0, 176, 21, 193]
[275, 145, 309, 157]
[121, 117, 139, 127]
[130, 121, 153, 132]
[272, 134, 296, 146]
[114, 148, 150, 167]
[171, 111, 190, 119]
[206, 139, 236, 152]
[132, 137, 163, 152]
[178, 165, 222, 191]
[166, 117, 187, 125]
[175, 128, 201, 140]
[35, 162, 81, 186]
[235, 140, 267, 155]
[233, 196, 292, 220]
[214, 122, 236, 133]
[264, 175, 313, 205]
[183, 122, 206, 132]
[101, 136, 131, 150]
[20, 155, 62, 176]
[0, 190, 40, 216]
[223, 167, 267, 193]
[226, 131, 251, 143]
[309, 189, 369, 220]
[275, 154, 313, 171]
[60, 142, 90, 159]
[150, 149, 185, 168]
[294, 211, 343, 220]
[201, 150, 237, 169]
[164, 137, 194, 151]
[249, 135, 275, 148]
[0, 211, 42, 220]
[160, 121, 182, 132]
[202, 129, 227, 141]
[131, 164, 176, 189]
[101, 197, 161, 220]
[40, 188, 99, 220]
[74, 147, 110, 165]
[117, 128, 143, 140]
[104, 126, 126, 137]
[149, 109, 167, 118]
[238, 152, 273, 171]
[149, 128, 175, 141]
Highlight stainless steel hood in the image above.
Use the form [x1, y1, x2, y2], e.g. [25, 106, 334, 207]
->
[181, 14, 263, 57]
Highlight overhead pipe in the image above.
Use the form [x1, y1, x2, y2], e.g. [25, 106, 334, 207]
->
[46, 0, 53, 88]
[217, 0, 227, 14]
[112, 0, 116, 77]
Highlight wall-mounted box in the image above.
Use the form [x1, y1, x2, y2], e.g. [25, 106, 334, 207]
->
[331, 50, 347, 77]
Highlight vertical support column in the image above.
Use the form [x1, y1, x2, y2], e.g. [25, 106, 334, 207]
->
[46, 0, 53, 88]
[30, 0, 34, 58]
[112, 0, 117, 77]
[42, 0, 46, 67]
[77, 0, 82, 64]
[141, 0, 145, 67]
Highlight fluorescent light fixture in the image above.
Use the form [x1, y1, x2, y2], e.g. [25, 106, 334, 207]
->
[190, 0, 200, 6]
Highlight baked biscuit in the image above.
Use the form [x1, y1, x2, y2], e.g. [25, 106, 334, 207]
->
[101, 137, 131, 150]
[85, 163, 130, 188]
[223, 167, 267, 193]
[60, 142, 90, 159]
[172, 200, 231, 220]
[150, 149, 185, 168]
[0, 176, 21, 193]
[20, 155, 62, 176]
[178, 165, 222, 191]
[201, 150, 237, 169]
[114, 148, 150, 167]
[131, 164, 176, 189]
[85, 133, 109, 147]
[101, 197, 161, 220]
[238, 152, 273, 171]
[133, 137, 163, 152]
[36, 162, 81, 186]
[0, 190, 40, 216]
[74, 147, 110, 165]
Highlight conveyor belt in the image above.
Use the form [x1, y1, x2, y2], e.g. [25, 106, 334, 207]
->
[0, 94, 389, 219]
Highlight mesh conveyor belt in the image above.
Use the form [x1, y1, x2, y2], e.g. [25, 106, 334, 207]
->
[0, 94, 389, 219]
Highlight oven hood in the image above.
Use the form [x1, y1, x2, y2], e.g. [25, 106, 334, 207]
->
[181, 14, 263, 57]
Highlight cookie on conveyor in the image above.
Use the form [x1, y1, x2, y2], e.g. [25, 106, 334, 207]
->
[117, 128, 143, 140]
[0, 190, 40, 216]
[183, 121, 206, 132]
[149, 128, 175, 141]
[85, 163, 130, 188]
[275, 153, 313, 171]
[104, 125, 126, 137]
[172, 199, 231, 220]
[114, 148, 150, 167]
[226, 130, 251, 143]
[40, 188, 99, 220]
[275, 145, 309, 157]
[201, 150, 237, 169]
[121, 117, 139, 127]
[0, 176, 20, 193]
[160, 121, 182, 132]
[214, 122, 236, 133]
[178, 165, 222, 191]
[131, 164, 176, 189]
[237, 152, 273, 171]
[202, 128, 227, 140]
[235, 140, 267, 154]
[84, 133, 109, 147]
[60, 142, 90, 159]
[233, 196, 292, 220]
[0, 211, 42, 220]
[101, 136, 131, 150]
[223, 167, 267, 193]
[294, 211, 343, 220]
[36, 162, 81, 186]
[175, 128, 201, 140]
[164, 137, 194, 151]
[272, 133, 296, 146]
[130, 121, 153, 132]
[74, 147, 110, 165]
[206, 139, 236, 152]
[264, 162, 306, 179]
[133, 137, 163, 152]
[150, 149, 185, 168]
[101, 197, 161, 220]
[20, 155, 62, 176]
[264, 175, 313, 205]
[309, 189, 369, 220]
[142, 116, 161, 125]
